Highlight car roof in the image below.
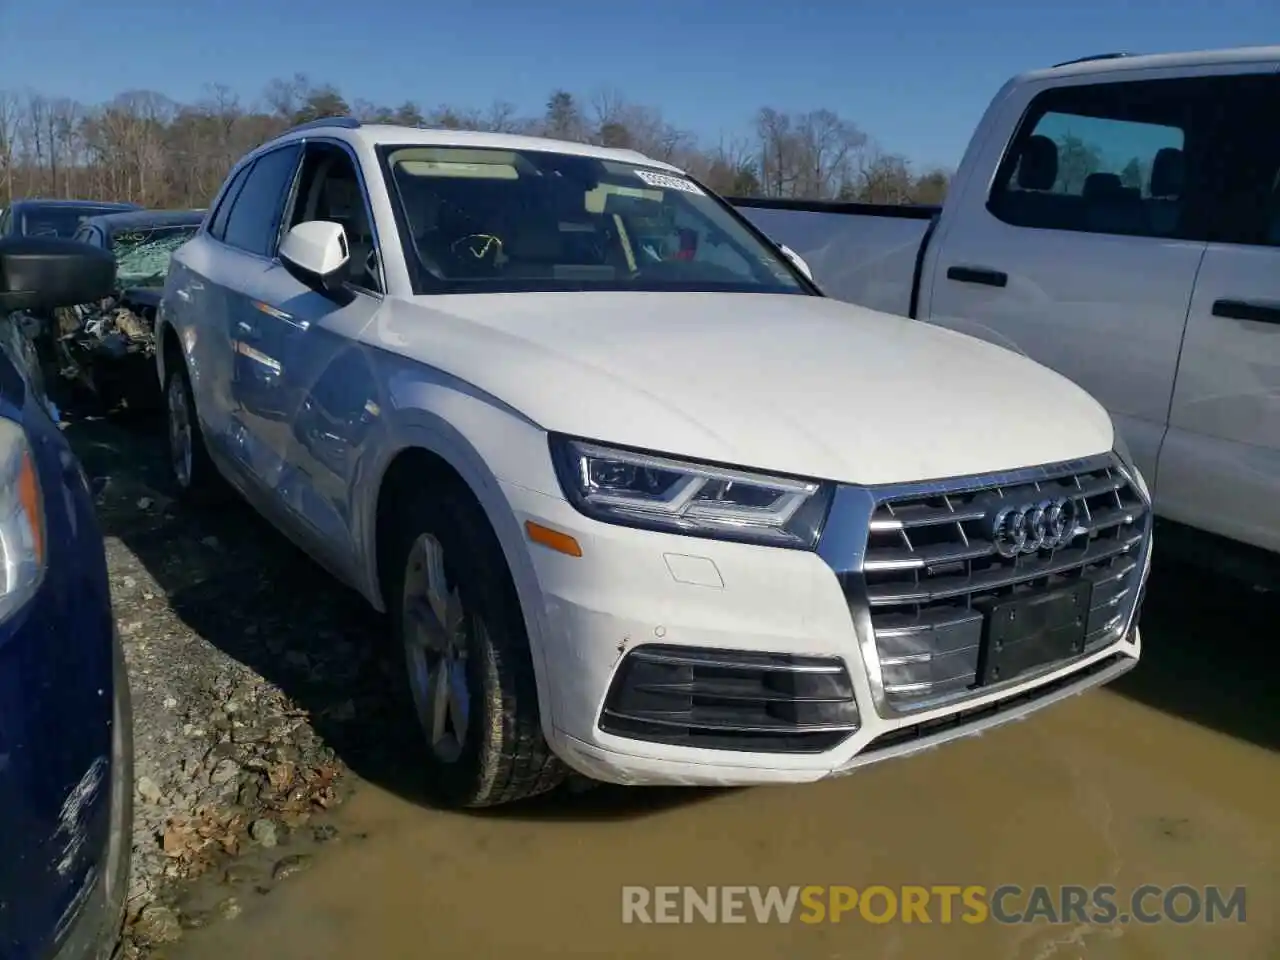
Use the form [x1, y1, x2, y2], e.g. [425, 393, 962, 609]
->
[257, 119, 685, 174]
[10, 198, 140, 211]
[81, 208, 206, 232]
[1021, 44, 1280, 82]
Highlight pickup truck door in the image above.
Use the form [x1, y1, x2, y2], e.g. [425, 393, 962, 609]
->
[918, 75, 1216, 489]
[1159, 74, 1280, 553]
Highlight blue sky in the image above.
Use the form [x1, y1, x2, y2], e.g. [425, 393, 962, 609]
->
[2, 0, 1277, 170]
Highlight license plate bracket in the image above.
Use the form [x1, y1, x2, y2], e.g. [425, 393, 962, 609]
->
[977, 580, 1092, 686]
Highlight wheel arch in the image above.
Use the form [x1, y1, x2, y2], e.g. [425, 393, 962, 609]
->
[155, 311, 181, 389]
[361, 410, 561, 736]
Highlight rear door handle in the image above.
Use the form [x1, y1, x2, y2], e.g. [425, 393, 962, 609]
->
[946, 265, 1008, 288]
[1211, 298, 1280, 325]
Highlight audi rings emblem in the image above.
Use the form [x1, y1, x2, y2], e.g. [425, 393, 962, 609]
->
[989, 497, 1081, 558]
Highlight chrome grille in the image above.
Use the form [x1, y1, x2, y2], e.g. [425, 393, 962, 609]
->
[852, 454, 1149, 714]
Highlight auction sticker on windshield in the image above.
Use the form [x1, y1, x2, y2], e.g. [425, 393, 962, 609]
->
[633, 170, 704, 194]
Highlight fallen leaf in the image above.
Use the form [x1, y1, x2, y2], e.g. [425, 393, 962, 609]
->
[268, 761, 295, 793]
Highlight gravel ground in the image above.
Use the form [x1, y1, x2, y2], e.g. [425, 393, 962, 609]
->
[58, 401, 423, 956]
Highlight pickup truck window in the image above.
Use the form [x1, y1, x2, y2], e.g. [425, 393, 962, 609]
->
[989, 80, 1193, 240]
[1189, 73, 1280, 247]
[380, 145, 809, 296]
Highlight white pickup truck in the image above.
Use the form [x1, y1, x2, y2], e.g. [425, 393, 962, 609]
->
[733, 45, 1280, 572]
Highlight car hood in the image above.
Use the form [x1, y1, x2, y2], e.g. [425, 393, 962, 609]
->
[371, 291, 1114, 486]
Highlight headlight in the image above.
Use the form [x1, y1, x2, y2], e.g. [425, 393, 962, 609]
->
[549, 435, 834, 549]
[0, 416, 46, 622]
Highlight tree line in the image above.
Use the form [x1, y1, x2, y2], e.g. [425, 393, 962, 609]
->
[0, 75, 952, 210]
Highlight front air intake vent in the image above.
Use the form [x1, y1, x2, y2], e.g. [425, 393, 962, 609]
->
[599, 645, 859, 753]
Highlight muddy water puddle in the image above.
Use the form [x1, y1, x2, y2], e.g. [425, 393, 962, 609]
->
[166, 679, 1278, 960]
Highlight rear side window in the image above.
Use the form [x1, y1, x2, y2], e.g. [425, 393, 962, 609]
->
[220, 145, 301, 257]
[989, 79, 1204, 240]
[208, 164, 252, 242]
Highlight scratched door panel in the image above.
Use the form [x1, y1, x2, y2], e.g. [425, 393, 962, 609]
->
[225, 260, 297, 489]
[255, 268, 383, 580]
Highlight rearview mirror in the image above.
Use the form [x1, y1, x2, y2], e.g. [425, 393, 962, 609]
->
[0, 236, 116, 313]
[279, 221, 350, 298]
[778, 244, 814, 282]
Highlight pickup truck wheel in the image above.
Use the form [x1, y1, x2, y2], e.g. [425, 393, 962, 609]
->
[164, 361, 223, 504]
[387, 490, 565, 808]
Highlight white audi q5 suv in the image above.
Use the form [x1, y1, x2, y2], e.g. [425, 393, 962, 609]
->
[155, 117, 1152, 807]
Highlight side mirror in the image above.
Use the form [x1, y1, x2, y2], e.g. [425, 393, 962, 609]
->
[778, 244, 814, 282]
[279, 221, 350, 298]
[0, 236, 116, 313]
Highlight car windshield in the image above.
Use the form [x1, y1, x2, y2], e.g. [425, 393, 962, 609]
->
[21, 206, 121, 239]
[112, 224, 199, 287]
[379, 145, 810, 296]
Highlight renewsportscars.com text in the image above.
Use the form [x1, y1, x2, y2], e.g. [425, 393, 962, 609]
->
[621, 884, 1247, 925]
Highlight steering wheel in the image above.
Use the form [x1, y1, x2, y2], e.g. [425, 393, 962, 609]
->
[449, 233, 503, 266]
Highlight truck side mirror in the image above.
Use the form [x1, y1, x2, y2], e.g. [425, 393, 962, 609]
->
[0, 236, 116, 313]
[779, 244, 814, 282]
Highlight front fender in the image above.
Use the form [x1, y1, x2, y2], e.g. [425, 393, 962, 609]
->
[355, 373, 562, 734]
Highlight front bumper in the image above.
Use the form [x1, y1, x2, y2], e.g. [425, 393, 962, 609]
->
[502, 460, 1149, 788]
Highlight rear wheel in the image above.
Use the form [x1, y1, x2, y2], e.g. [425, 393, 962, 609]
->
[384, 486, 565, 808]
[164, 358, 225, 504]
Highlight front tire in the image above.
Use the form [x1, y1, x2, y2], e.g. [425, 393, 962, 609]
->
[385, 487, 565, 808]
[164, 359, 224, 504]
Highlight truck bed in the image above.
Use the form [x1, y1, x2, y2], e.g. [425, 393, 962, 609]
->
[729, 198, 938, 318]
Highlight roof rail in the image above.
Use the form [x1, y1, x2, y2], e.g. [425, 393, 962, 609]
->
[285, 116, 362, 134]
[1051, 52, 1137, 68]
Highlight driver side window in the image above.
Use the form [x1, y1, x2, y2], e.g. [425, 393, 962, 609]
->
[285, 142, 383, 295]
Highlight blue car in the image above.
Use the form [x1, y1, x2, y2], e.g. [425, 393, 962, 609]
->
[0, 200, 142, 241]
[0, 236, 133, 960]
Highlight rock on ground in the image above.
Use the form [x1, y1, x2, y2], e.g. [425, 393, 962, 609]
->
[59, 405, 423, 957]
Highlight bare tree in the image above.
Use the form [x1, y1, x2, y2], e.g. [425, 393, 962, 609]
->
[0, 90, 20, 204]
[794, 109, 867, 199]
[0, 76, 949, 210]
[755, 107, 797, 197]
[853, 148, 915, 204]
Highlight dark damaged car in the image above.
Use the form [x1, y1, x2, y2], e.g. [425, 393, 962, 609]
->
[0, 234, 133, 960]
[0, 200, 141, 241]
[54, 209, 206, 412]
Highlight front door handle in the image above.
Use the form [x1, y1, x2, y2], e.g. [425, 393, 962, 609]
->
[946, 265, 1008, 288]
[1211, 298, 1280, 326]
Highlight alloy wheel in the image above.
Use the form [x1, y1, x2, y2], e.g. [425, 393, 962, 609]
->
[401, 532, 473, 763]
[166, 373, 193, 489]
